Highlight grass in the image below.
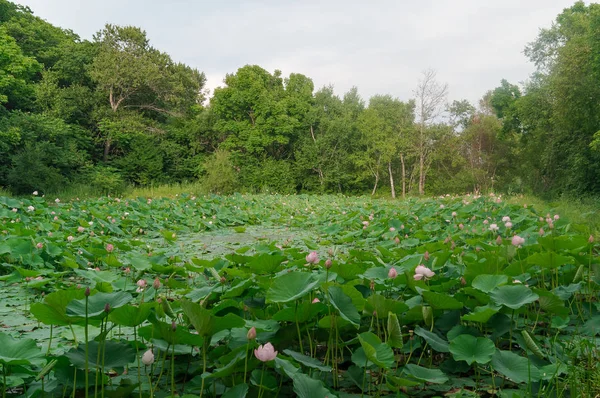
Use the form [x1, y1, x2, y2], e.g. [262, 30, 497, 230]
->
[507, 194, 600, 235]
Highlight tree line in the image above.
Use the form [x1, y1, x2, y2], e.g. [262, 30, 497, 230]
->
[1, 0, 599, 197]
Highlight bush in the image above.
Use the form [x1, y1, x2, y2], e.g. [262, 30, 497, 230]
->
[7, 145, 65, 194]
[88, 166, 125, 195]
[200, 149, 238, 194]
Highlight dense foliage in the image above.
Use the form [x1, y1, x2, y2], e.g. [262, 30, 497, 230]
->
[0, 193, 598, 397]
[1, 1, 600, 197]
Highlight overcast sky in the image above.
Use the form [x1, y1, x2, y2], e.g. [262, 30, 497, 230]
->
[14, 0, 582, 105]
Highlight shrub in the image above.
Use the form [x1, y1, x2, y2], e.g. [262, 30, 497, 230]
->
[200, 149, 238, 194]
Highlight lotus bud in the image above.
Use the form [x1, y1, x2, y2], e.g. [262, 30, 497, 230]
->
[496, 235, 503, 245]
[104, 303, 110, 313]
[142, 349, 154, 365]
[171, 321, 177, 331]
[325, 259, 332, 269]
[589, 235, 594, 244]
[153, 277, 161, 289]
[312, 298, 320, 304]
[85, 287, 91, 297]
[247, 327, 257, 340]
[539, 228, 545, 236]
[424, 251, 430, 261]
[388, 267, 398, 279]
[106, 243, 114, 253]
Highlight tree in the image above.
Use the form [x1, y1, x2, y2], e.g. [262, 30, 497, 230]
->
[357, 95, 414, 198]
[90, 24, 205, 161]
[414, 69, 448, 195]
[0, 26, 40, 110]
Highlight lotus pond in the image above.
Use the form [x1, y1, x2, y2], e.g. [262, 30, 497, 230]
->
[0, 193, 598, 397]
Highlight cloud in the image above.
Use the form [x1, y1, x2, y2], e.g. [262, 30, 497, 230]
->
[14, 0, 580, 104]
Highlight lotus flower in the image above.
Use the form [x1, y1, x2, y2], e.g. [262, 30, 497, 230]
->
[142, 349, 154, 365]
[32, 191, 38, 196]
[388, 267, 398, 279]
[106, 243, 114, 253]
[247, 327, 257, 340]
[254, 342, 278, 362]
[489, 223, 499, 232]
[153, 277, 161, 289]
[27, 206, 34, 212]
[136, 279, 147, 292]
[502, 216, 510, 222]
[511, 235, 525, 246]
[504, 222, 512, 228]
[312, 298, 320, 304]
[414, 265, 435, 281]
[306, 251, 319, 264]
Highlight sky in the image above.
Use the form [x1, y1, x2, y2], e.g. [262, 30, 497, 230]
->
[13, 0, 583, 105]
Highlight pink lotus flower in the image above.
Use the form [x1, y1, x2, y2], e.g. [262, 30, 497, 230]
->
[312, 298, 320, 304]
[388, 267, 398, 279]
[153, 277, 161, 289]
[306, 251, 319, 264]
[27, 206, 34, 212]
[254, 343, 278, 362]
[505, 222, 513, 228]
[136, 279, 147, 293]
[106, 244, 114, 253]
[502, 216, 511, 222]
[389, 227, 395, 232]
[67, 235, 74, 242]
[77, 226, 85, 233]
[489, 223, 499, 232]
[247, 327, 257, 340]
[414, 265, 435, 281]
[36, 242, 43, 249]
[554, 214, 559, 220]
[511, 235, 525, 247]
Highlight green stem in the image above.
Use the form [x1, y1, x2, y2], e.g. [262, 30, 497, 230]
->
[243, 341, 250, 383]
[47, 324, 53, 356]
[200, 341, 206, 397]
[135, 327, 141, 398]
[85, 296, 89, 398]
[257, 363, 266, 398]
[171, 342, 175, 397]
[2, 364, 6, 398]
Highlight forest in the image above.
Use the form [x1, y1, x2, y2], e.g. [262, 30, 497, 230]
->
[1, 0, 600, 198]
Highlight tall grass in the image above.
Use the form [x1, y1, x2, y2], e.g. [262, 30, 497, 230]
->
[507, 194, 600, 235]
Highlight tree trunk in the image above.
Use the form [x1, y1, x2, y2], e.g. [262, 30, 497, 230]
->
[103, 139, 111, 162]
[388, 161, 396, 199]
[372, 174, 379, 196]
[419, 151, 425, 195]
[400, 153, 406, 199]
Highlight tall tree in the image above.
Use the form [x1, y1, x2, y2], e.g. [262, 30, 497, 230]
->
[414, 69, 448, 195]
[90, 24, 205, 161]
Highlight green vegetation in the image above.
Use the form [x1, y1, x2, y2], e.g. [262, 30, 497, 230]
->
[1, 1, 600, 198]
[0, 193, 599, 397]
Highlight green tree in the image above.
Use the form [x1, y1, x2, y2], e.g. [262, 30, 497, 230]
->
[0, 26, 40, 110]
[90, 24, 205, 161]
